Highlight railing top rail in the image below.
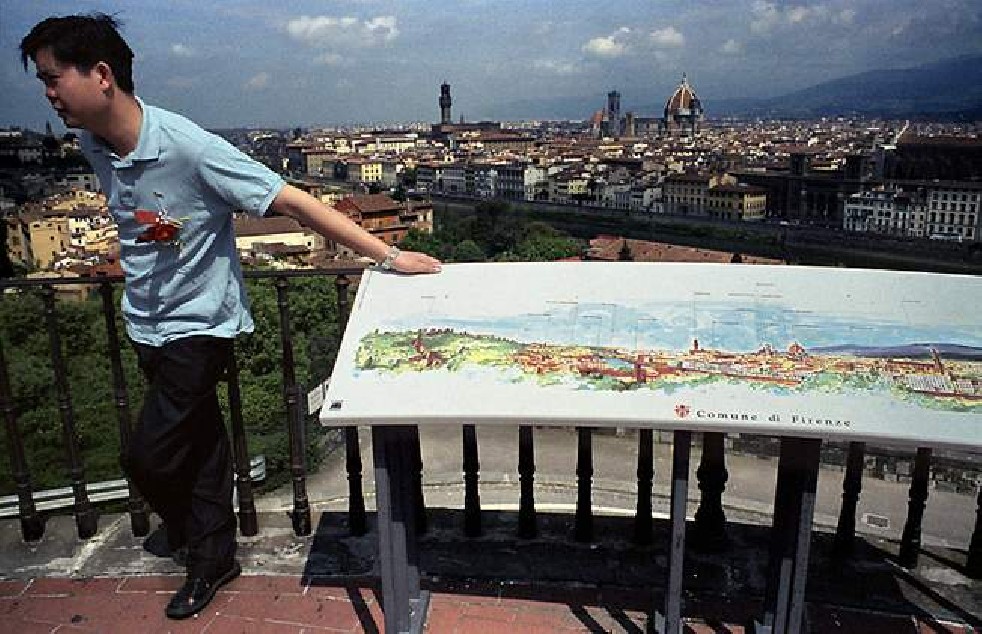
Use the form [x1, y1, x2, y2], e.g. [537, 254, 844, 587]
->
[0, 266, 367, 289]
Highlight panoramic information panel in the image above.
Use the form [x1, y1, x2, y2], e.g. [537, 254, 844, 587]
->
[320, 262, 982, 450]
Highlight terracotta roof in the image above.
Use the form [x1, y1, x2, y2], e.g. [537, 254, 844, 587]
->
[335, 194, 402, 215]
[587, 236, 783, 265]
[664, 74, 702, 114]
[233, 215, 305, 237]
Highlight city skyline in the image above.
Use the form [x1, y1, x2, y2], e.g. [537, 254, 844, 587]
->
[1, 1, 981, 131]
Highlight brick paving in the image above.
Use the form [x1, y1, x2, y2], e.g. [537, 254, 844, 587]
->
[1, 575, 979, 633]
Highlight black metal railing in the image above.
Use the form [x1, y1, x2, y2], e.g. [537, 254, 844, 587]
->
[0, 268, 367, 543]
[2, 269, 981, 629]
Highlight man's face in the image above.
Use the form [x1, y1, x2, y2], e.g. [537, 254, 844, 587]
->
[33, 47, 107, 130]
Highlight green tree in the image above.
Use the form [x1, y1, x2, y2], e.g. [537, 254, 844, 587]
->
[451, 239, 486, 263]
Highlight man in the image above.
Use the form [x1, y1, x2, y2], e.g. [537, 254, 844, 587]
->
[20, 13, 441, 620]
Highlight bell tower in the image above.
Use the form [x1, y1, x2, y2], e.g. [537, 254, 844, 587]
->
[439, 82, 452, 125]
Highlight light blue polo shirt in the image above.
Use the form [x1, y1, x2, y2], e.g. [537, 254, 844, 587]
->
[80, 97, 286, 346]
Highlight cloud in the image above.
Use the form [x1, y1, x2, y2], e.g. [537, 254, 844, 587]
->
[285, 15, 399, 48]
[315, 52, 346, 66]
[650, 26, 684, 48]
[720, 39, 743, 55]
[170, 44, 196, 58]
[787, 6, 811, 24]
[751, 2, 854, 33]
[532, 59, 582, 75]
[582, 27, 631, 58]
[750, 1, 781, 34]
[245, 72, 270, 90]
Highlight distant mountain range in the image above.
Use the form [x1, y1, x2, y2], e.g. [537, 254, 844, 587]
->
[488, 55, 982, 121]
[810, 343, 982, 360]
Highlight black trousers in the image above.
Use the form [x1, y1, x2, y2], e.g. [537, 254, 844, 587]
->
[124, 335, 236, 579]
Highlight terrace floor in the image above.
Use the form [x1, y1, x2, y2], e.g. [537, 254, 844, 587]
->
[2, 506, 980, 634]
[2, 428, 980, 633]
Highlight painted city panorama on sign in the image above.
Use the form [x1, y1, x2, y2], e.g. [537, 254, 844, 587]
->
[355, 308, 981, 414]
[324, 263, 981, 446]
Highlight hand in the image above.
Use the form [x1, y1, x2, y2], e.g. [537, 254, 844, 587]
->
[392, 251, 442, 274]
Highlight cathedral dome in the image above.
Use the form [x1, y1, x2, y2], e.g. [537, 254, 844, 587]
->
[664, 73, 702, 117]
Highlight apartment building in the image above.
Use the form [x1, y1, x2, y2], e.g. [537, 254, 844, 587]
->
[27, 215, 71, 269]
[662, 173, 713, 215]
[548, 169, 589, 205]
[706, 184, 767, 221]
[4, 216, 33, 267]
[496, 162, 547, 202]
[923, 181, 980, 242]
[843, 187, 926, 237]
[333, 194, 433, 255]
[345, 157, 384, 184]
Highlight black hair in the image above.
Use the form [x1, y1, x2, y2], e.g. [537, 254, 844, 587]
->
[20, 12, 135, 93]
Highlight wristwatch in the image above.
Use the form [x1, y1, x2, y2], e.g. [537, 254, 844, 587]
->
[379, 245, 401, 270]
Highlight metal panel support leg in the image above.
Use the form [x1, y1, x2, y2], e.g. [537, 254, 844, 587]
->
[756, 437, 822, 634]
[373, 425, 430, 634]
[652, 430, 691, 634]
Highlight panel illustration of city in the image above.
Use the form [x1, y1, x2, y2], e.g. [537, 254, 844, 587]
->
[322, 263, 982, 444]
[354, 301, 982, 414]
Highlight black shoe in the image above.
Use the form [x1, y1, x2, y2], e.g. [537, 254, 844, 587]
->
[165, 562, 241, 620]
[143, 524, 187, 566]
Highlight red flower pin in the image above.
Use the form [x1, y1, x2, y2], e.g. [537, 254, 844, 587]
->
[134, 193, 187, 247]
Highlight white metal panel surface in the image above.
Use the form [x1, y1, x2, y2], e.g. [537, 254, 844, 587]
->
[320, 262, 982, 450]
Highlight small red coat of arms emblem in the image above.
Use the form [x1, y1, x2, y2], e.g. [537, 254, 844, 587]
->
[674, 404, 691, 418]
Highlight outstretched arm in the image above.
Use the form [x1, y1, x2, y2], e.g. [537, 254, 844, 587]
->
[269, 184, 441, 274]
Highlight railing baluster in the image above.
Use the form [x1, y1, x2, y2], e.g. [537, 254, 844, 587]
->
[693, 432, 728, 550]
[225, 351, 257, 536]
[833, 441, 865, 556]
[462, 424, 481, 537]
[98, 282, 148, 537]
[899, 447, 932, 568]
[966, 486, 982, 579]
[411, 425, 427, 535]
[575, 426, 593, 542]
[0, 336, 43, 541]
[335, 274, 368, 536]
[634, 428, 653, 545]
[345, 428, 367, 535]
[518, 424, 536, 538]
[335, 274, 352, 326]
[274, 276, 311, 536]
[42, 285, 98, 539]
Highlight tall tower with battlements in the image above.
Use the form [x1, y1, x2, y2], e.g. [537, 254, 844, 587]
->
[439, 83, 452, 125]
[607, 90, 621, 137]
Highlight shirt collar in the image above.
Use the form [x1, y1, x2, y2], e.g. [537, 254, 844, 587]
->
[127, 96, 160, 162]
[91, 96, 160, 164]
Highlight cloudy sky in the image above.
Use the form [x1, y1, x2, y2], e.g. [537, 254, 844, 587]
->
[1, 0, 980, 131]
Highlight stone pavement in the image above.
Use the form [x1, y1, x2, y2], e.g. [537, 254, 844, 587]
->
[1, 425, 980, 632]
[1, 505, 980, 633]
